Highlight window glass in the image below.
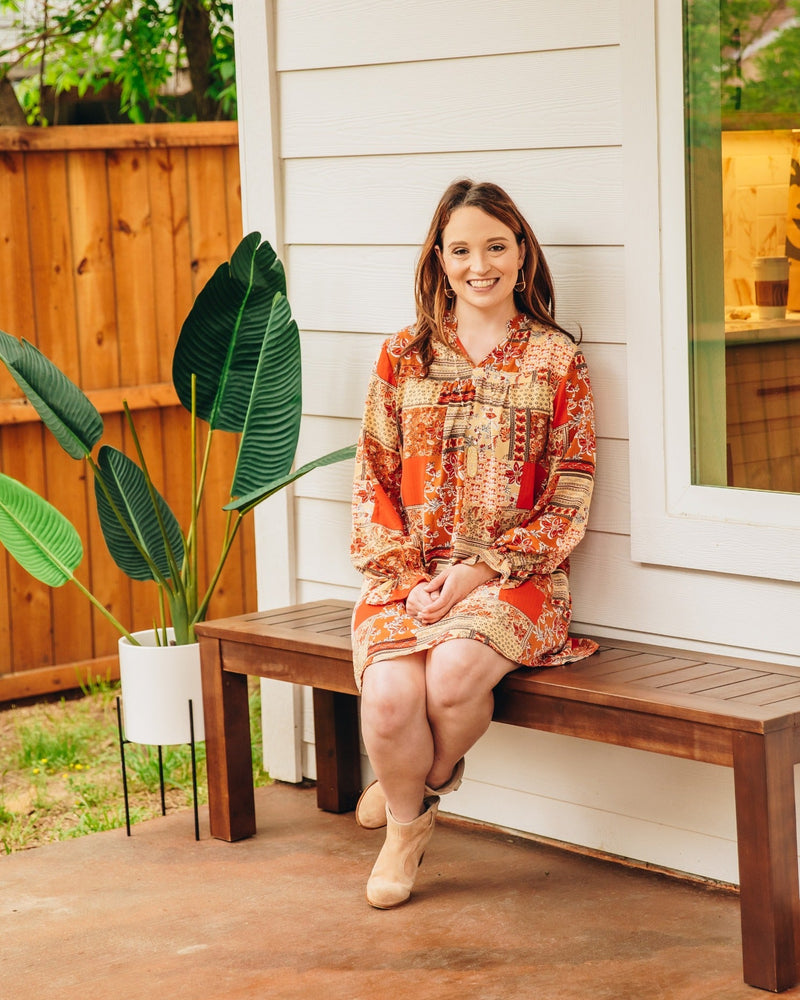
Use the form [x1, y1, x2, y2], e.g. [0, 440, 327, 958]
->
[685, 0, 800, 492]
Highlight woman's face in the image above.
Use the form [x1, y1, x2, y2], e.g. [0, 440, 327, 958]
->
[435, 205, 525, 315]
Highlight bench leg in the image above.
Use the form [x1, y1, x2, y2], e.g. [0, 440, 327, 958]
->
[312, 689, 361, 813]
[200, 636, 256, 842]
[732, 729, 800, 992]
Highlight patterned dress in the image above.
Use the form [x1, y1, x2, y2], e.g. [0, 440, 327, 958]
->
[350, 313, 597, 690]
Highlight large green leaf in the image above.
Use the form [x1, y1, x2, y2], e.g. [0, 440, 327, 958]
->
[172, 232, 287, 433]
[0, 473, 83, 586]
[0, 330, 103, 459]
[94, 446, 185, 582]
[230, 293, 302, 497]
[225, 445, 357, 513]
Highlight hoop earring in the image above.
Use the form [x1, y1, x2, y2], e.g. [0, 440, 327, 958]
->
[514, 271, 526, 292]
[444, 278, 456, 300]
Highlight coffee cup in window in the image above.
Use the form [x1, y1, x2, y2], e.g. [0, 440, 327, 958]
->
[753, 256, 790, 320]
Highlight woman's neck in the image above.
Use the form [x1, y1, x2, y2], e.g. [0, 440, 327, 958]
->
[452, 302, 517, 365]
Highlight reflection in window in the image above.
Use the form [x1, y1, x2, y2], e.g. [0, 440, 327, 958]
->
[685, 0, 800, 492]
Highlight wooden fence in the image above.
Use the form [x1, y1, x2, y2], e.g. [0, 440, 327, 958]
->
[0, 122, 255, 702]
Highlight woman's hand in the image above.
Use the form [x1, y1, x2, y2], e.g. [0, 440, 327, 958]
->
[405, 580, 438, 619]
[407, 561, 496, 625]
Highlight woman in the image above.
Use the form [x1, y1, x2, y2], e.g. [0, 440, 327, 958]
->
[350, 179, 597, 909]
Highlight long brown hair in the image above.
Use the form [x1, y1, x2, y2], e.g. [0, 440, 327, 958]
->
[405, 179, 575, 372]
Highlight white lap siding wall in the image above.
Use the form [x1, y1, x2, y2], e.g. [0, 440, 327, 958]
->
[233, 0, 799, 885]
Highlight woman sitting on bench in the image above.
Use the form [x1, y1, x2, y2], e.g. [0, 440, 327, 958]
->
[351, 179, 597, 909]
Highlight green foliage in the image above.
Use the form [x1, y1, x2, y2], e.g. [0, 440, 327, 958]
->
[172, 236, 288, 434]
[0, 331, 103, 458]
[0, 0, 235, 125]
[15, 720, 90, 772]
[0, 678, 270, 851]
[94, 445, 185, 583]
[0, 474, 83, 588]
[206, 11, 236, 119]
[736, 19, 800, 112]
[124, 742, 205, 794]
[0, 234, 355, 646]
[686, 0, 800, 120]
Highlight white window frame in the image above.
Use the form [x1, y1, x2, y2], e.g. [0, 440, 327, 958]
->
[623, 0, 800, 583]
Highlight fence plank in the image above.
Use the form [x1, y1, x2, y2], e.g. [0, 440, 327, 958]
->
[186, 145, 232, 288]
[0, 382, 180, 425]
[24, 150, 96, 665]
[0, 125, 252, 702]
[45, 435, 95, 664]
[5, 424, 53, 672]
[107, 148, 161, 387]
[0, 122, 238, 152]
[68, 150, 119, 391]
[148, 145, 193, 380]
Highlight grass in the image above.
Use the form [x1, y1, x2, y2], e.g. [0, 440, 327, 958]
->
[0, 677, 270, 853]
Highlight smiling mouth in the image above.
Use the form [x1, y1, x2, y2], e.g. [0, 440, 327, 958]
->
[468, 278, 498, 289]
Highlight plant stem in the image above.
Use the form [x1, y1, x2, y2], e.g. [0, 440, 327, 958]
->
[69, 575, 140, 645]
[189, 375, 199, 619]
[122, 402, 186, 600]
[194, 509, 243, 625]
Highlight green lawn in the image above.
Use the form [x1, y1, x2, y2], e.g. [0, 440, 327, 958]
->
[0, 678, 269, 853]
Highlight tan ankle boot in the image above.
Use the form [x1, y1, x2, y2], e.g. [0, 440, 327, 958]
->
[355, 779, 388, 829]
[355, 759, 464, 830]
[366, 798, 439, 909]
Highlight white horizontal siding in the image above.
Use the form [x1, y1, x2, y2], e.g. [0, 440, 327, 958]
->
[281, 48, 621, 158]
[295, 497, 357, 591]
[283, 149, 623, 247]
[276, 0, 620, 70]
[287, 244, 624, 345]
[570, 531, 800, 663]
[454, 735, 742, 883]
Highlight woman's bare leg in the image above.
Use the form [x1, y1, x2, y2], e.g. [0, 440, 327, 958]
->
[359, 652, 432, 822]
[424, 639, 514, 790]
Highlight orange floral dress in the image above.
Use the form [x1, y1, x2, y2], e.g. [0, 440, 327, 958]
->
[350, 313, 597, 690]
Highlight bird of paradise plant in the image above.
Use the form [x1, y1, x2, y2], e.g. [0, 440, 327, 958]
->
[0, 232, 354, 646]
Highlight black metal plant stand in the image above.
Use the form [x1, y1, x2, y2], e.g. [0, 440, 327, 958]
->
[116, 696, 200, 841]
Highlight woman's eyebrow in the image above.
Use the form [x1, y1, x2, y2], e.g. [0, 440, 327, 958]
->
[445, 236, 508, 249]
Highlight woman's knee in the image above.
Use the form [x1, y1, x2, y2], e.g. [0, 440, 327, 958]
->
[360, 657, 426, 738]
[426, 640, 512, 711]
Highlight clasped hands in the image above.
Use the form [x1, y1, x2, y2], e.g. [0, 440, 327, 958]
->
[406, 560, 497, 626]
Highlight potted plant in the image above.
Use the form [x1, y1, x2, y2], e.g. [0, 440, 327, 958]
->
[0, 232, 354, 744]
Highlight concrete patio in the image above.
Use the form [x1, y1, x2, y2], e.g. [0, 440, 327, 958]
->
[2, 781, 796, 1000]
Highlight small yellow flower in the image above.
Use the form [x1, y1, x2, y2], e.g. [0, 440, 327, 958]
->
[32, 767, 40, 775]
[39, 758, 48, 764]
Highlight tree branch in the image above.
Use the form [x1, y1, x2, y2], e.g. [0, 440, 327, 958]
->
[0, 74, 27, 126]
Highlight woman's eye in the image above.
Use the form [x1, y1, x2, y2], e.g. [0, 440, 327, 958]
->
[489, 244, 507, 253]
[451, 247, 468, 256]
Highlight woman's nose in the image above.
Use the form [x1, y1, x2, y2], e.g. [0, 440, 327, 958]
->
[469, 253, 489, 274]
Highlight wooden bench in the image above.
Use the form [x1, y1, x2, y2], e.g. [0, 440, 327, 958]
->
[197, 599, 800, 993]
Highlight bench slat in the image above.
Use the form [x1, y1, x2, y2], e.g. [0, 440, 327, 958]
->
[593, 657, 706, 684]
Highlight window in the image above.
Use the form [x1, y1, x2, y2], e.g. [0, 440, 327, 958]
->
[622, 0, 800, 583]
[685, 0, 800, 493]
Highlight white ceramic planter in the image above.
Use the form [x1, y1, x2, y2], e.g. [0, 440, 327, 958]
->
[118, 629, 205, 746]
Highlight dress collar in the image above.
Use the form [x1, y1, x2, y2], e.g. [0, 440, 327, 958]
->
[442, 312, 532, 360]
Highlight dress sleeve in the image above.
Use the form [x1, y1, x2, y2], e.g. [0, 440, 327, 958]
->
[477, 349, 596, 585]
[351, 342, 429, 604]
